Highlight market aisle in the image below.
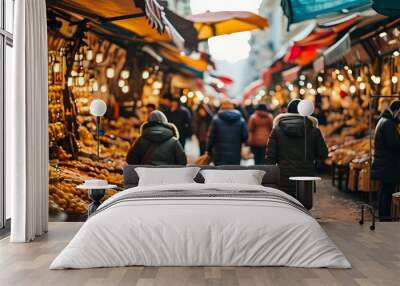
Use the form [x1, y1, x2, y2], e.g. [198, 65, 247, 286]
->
[186, 138, 361, 222]
[312, 177, 362, 222]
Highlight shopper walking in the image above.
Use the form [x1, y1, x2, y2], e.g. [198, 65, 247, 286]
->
[126, 110, 187, 165]
[247, 103, 273, 165]
[372, 100, 400, 221]
[206, 100, 248, 165]
[193, 103, 213, 155]
[162, 93, 192, 148]
[265, 99, 328, 197]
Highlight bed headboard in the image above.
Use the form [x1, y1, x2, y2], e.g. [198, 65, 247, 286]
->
[123, 165, 280, 189]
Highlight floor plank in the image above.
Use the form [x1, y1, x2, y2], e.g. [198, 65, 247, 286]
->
[1, 222, 399, 286]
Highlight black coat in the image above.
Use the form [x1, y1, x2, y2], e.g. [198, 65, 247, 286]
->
[164, 106, 192, 140]
[207, 109, 248, 165]
[266, 114, 328, 196]
[372, 109, 400, 183]
[126, 121, 187, 165]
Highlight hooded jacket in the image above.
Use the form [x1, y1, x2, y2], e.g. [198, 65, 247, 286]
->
[266, 113, 328, 196]
[248, 110, 273, 146]
[372, 108, 400, 183]
[207, 109, 248, 165]
[126, 121, 187, 165]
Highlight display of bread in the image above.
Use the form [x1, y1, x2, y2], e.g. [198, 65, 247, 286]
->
[48, 113, 138, 214]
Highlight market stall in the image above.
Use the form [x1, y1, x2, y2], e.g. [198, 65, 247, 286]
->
[46, 1, 269, 220]
[244, 13, 400, 203]
[46, 3, 204, 219]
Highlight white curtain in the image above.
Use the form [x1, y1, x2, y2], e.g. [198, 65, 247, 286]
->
[9, 0, 49, 242]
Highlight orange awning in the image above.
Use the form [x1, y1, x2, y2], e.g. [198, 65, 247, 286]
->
[159, 45, 210, 72]
[60, 0, 171, 41]
[186, 11, 268, 41]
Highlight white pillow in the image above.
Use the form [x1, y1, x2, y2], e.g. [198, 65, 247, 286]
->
[135, 167, 200, 186]
[201, 169, 265, 185]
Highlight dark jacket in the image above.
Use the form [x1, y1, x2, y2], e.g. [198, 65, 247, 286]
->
[164, 106, 192, 140]
[126, 121, 187, 165]
[266, 113, 328, 196]
[372, 108, 400, 183]
[207, 109, 248, 165]
[193, 107, 212, 143]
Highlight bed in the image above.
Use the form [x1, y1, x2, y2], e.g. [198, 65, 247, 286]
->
[50, 165, 351, 269]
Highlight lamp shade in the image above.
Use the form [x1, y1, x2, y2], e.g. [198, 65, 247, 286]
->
[90, 99, 107, 116]
[298, 99, 314, 116]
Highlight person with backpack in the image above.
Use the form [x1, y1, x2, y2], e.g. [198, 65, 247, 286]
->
[126, 110, 187, 165]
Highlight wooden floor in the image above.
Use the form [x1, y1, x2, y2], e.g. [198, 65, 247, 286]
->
[0, 222, 399, 286]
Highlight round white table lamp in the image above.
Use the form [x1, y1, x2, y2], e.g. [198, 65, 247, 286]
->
[298, 99, 314, 116]
[89, 99, 107, 160]
[90, 99, 107, 117]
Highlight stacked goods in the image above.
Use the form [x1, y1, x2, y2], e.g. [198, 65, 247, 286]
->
[320, 111, 369, 149]
[49, 150, 122, 214]
[348, 156, 369, 192]
[48, 84, 66, 146]
[326, 138, 370, 166]
[48, 114, 140, 214]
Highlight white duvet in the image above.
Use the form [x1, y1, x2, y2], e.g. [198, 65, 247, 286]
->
[50, 183, 351, 269]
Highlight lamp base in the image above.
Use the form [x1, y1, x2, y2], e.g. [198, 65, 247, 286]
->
[88, 189, 105, 216]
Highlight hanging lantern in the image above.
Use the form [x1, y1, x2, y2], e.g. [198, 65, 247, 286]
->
[86, 49, 94, 61]
[153, 81, 162, 89]
[122, 85, 130, 94]
[71, 70, 78, 77]
[121, 70, 130, 79]
[78, 76, 85, 86]
[106, 67, 115, 79]
[67, 77, 73, 87]
[392, 76, 398, 84]
[92, 81, 99, 92]
[371, 75, 381, 84]
[96, 53, 104, 63]
[349, 85, 356, 94]
[100, 84, 108, 93]
[53, 61, 61, 73]
[142, 70, 150, 79]
[180, 96, 187, 103]
[118, 79, 125, 88]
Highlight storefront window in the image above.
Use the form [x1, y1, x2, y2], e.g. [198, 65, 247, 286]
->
[5, 43, 12, 220]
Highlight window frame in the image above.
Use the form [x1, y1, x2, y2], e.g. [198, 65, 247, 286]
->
[0, 0, 14, 230]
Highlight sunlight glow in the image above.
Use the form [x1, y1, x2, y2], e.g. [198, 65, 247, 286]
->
[190, 0, 263, 63]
